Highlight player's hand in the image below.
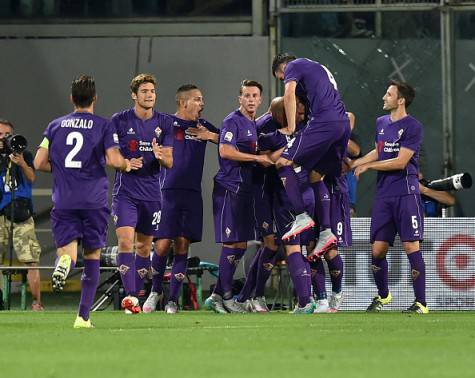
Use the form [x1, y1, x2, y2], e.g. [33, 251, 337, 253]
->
[341, 157, 353, 174]
[354, 164, 369, 180]
[9, 153, 26, 167]
[123, 159, 134, 172]
[278, 127, 293, 136]
[256, 154, 274, 167]
[129, 157, 143, 169]
[152, 138, 164, 161]
[186, 123, 209, 141]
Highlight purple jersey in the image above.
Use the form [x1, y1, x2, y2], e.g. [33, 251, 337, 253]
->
[112, 109, 174, 200]
[375, 115, 423, 198]
[160, 115, 218, 192]
[43, 112, 118, 209]
[214, 110, 257, 195]
[284, 58, 347, 123]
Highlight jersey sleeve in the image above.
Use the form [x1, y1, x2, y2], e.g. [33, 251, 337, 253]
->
[201, 120, 220, 134]
[161, 116, 175, 148]
[219, 118, 239, 147]
[103, 120, 120, 151]
[284, 60, 302, 84]
[400, 122, 422, 152]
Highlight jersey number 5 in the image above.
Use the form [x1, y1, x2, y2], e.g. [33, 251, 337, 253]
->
[65, 132, 83, 169]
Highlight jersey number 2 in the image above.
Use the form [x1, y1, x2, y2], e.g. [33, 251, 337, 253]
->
[65, 132, 83, 168]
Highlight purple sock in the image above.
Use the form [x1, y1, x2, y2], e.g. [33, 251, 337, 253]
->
[287, 253, 311, 307]
[311, 181, 331, 229]
[254, 247, 278, 297]
[278, 165, 306, 214]
[310, 258, 327, 300]
[371, 256, 389, 298]
[78, 259, 100, 321]
[237, 247, 262, 302]
[216, 246, 246, 300]
[117, 252, 136, 296]
[327, 254, 344, 294]
[151, 253, 168, 294]
[135, 254, 151, 294]
[407, 251, 426, 306]
[169, 254, 188, 302]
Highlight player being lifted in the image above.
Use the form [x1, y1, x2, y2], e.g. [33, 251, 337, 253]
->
[352, 81, 427, 314]
[206, 80, 273, 313]
[34, 75, 132, 328]
[271, 54, 351, 259]
[142, 84, 219, 314]
[111, 74, 173, 314]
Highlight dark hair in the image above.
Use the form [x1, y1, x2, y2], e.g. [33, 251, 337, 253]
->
[0, 118, 14, 129]
[176, 84, 200, 105]
[130, 73, 157, 94]
[239, 80, 263, 95]
[71, 75, 96, 108]
[272, 53, 297, 77]
[389, 80, 416, 108]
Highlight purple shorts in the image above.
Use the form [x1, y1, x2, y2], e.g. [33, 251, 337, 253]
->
[111, 194, 161, 237]
[213, 183, 255, 243]
[155, 189, 203, 243]
[253, 182, 274, 238]
[281, 120, 350, 177]
[51, 207, 109, 250]
[370, 194, 424, 246]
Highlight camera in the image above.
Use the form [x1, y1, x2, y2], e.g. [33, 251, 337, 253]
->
[0, 134, 28, 170]
[0, 134, 28, 155]
[426, 173, 472, 191]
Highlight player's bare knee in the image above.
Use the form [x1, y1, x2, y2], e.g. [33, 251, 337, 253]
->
[118, 238, 134, 252]
[324, 249, 338, 261]
[174, 237, 190, 255]
[224, 242, 247, 249]
[403, 241, 420, 255]
[83, 249, 101, 259]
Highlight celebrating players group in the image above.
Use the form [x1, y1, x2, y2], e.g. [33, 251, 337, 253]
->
[33, 53, 428, 328]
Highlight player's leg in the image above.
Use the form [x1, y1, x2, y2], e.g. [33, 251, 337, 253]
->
[74, 248, 100, 329]
[236, 246, 262, 305]
[310, 257, 330, 313]
[398, 195, 427, 313]
[286, 246, 313, 314]
[143, 238, 170, 313]
[324, 249, 344, 311]
[252, 235, 278, 312]
[165, 236, 190, 314]
[135, 232, 153, 293]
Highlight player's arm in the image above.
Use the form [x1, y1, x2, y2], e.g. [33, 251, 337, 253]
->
[265, 147, 285, 163]
[419, 183, 456, 206]
[105, 147, 135, 172]
[34, 138, 52, 172]
[355, 147, 414, 179]
[220, 144, 273, 167]
[282, 81, 297, 135]
[351, 146, 378, 169]
[152, 139, 173, 169]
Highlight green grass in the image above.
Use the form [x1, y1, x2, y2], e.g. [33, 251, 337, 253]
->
[1, 311, 475, 378]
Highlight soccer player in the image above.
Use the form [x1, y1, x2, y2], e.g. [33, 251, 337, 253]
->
[142, 84, 219, 314]
[271, 54, 351, 259]
[352, 80, 427, 314]
[34, 75, 132, 328]
[111, 73, 174, 314]
[205, 80, 273, 313]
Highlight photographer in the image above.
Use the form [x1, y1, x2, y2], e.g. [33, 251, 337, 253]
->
[0, 119, 43, 310]
[419, 172, 456, 217]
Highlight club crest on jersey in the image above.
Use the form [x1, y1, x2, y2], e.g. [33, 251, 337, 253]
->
[118, 264, 130, 275]
[155, 126, 162, 138]
[398, 129, 404, 138]
[224, 131, 233, 142]
[174, 273, 186, 282]
[127, 127, 135, 135]
[137, 268, 149, 279]
[225, 227, 231, 237]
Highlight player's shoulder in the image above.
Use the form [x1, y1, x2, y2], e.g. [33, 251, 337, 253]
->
[154, 111, 174, 124]
[376, 114, 390, 125]
[405, 115, 423, 129]
[111, 108, 133, 122]
[222, 110, 242, 127]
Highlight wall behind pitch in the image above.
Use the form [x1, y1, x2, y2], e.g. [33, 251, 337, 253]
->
[0, 36, 270, 285]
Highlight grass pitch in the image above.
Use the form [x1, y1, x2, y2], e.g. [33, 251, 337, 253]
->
[1, 311, 474, 378]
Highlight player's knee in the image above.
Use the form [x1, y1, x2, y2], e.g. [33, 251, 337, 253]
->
[324, 249, 338, 261]
[135, 242, 151, 257]
[118, 238, 134, 252]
